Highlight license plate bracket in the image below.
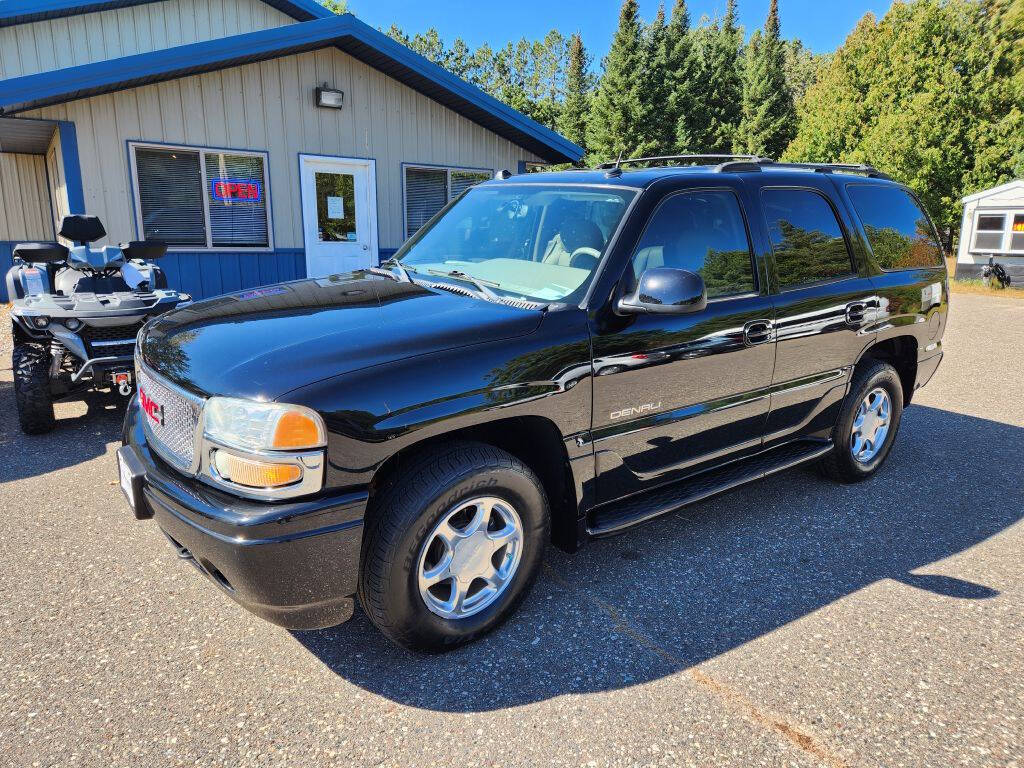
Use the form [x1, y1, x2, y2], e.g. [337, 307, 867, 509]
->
[117, 446, 151, 520]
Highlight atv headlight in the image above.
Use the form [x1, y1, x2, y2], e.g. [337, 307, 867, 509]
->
[203, 397, 326, 452]
[31, 315, 50, 329]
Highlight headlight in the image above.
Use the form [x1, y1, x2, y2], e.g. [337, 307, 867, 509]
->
[203, 397, 326, 452]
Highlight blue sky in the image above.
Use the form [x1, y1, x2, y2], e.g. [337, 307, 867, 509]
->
[347, 1, 895, 57]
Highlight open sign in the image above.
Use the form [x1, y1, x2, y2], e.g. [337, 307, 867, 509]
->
[211, 178, 262, 202]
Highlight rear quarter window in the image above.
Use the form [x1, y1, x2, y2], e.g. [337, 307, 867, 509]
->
[846, 184, 945, 269]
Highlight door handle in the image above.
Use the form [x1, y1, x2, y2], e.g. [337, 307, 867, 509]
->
[845, 301, 868, 326]
[743, 319, 774, 346]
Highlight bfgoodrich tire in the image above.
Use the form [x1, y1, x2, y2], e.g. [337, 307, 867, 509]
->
[820, 360, 904, 483]
[13, 343, 55, 435]
[358, 441, 549, 652]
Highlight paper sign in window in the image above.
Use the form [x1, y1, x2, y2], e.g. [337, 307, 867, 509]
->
[327, 196, 344, 220]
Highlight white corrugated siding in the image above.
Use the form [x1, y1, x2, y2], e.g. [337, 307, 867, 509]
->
[0, 152, 53, 241]
[0, 0, 294, 79]
[24, 47, 542, 250]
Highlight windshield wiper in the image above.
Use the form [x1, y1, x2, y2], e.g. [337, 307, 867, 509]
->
[425, 268, 502, 301]
[379, 256, 415, 283]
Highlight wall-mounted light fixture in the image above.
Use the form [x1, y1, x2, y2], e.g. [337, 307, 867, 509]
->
[315, 83, 344, 110]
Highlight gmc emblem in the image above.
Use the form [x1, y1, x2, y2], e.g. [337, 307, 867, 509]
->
[139, 386, 164, 426]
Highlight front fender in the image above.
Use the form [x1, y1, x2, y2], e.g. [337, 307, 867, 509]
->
[282, 309, 594, 491]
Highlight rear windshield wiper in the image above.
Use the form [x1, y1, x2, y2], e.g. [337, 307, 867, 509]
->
[425, 268, 502, 301]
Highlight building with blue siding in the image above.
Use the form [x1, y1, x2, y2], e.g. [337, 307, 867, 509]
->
[0, 0, 582, 302]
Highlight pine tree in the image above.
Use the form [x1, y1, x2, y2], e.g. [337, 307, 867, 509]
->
[586, 0, 647, 162]
[557, 33, 592, 155]
[635, 4, 672, 156]
[681, 0, 743, 154]
[665, 0, 698, 153]
[736, 0, 796, 157]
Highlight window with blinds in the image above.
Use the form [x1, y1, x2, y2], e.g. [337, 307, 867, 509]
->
[131, 143, 271, 250]
[404, 165, 492, 239]
[135, 148, 206, 246]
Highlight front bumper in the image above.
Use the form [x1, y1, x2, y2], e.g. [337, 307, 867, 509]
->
[121, 403, 366, 630]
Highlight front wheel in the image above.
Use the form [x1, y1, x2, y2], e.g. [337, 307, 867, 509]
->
[13, 343, 56, 434]
[820, 360, 904, 483]
[358, 441, 549, 652]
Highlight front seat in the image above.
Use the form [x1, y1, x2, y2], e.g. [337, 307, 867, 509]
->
[541, 216, 605, 268]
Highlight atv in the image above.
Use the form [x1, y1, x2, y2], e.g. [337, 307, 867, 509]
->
[7, 214, 188, 434]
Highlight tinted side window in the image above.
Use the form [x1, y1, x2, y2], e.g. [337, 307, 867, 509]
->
[761, 188, 854, 290]
[846, 184, 944, 269]
[630, 189, 756, 298]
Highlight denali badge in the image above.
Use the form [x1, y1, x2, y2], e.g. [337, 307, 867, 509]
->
[139, 386, 164, 427]
[610, 402, 661, 420]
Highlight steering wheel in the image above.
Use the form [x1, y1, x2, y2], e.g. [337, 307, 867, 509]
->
[568, 247, 601, 270]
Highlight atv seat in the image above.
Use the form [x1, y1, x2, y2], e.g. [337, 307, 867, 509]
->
[13, 242, 69, 263]
[59, 214, 106, 244]
[120, 241, 167, 261]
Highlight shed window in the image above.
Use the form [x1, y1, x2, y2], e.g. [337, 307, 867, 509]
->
[973, 214, 1006, 252]
[130, 143, 271, 250]
[404, 165, 491, 239]
[1011, 214, 1024, 252]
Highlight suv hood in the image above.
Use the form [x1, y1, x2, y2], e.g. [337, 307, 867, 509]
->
[138, 273, 544, 400]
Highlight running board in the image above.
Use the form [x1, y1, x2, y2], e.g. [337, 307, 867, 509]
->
[586, 440, 834, 537]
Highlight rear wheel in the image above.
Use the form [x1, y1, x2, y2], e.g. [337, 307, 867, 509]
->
[820, 360, 903, 483]
[13, 343, 56, 434]
[358, 441, 549, 652]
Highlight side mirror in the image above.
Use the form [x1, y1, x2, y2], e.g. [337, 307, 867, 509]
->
[616, 267, 707, 315]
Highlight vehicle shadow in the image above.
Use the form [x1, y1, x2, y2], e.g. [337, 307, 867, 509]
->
[0, 378, 126, 483]
[293, 405, 1024, 711]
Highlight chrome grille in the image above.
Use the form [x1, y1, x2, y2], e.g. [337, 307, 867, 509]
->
[136, 364, 204, 472]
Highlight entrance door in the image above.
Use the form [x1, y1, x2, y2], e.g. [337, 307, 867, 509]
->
[299, 154, 378, 277]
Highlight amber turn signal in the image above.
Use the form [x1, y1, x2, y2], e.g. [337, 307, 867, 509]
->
[213, 450, 302, 488]
[272, 410, 324, 450]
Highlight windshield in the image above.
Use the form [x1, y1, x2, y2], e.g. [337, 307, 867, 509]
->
[395, 183, 636, 303]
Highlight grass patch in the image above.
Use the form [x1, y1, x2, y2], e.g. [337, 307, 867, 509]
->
[946, 259, 1024, 298]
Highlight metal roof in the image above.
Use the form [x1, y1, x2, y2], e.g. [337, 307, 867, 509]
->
[0, 0, 332, 27]
[0, 13, 582, 164]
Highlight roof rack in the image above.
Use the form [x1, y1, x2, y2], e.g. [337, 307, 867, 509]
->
[591, 154, 892, 180]
[775, 162, 892, 180]
[594, 154, 771, 170]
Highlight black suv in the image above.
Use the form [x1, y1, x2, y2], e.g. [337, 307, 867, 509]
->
[118, 157, 948, 651]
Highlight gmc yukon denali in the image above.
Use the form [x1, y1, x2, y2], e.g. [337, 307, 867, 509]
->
[118, 157, 948, 651]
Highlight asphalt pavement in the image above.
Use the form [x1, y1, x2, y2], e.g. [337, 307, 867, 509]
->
[1, 292, 1022, 767]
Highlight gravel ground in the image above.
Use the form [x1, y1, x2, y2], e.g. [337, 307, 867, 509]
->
[1, 292, 1022, 768]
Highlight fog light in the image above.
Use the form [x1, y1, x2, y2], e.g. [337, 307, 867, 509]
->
[212, 450, 302, 488]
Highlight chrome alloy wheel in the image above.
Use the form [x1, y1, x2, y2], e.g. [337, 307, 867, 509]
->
[851, 387, 892, 463]
[417, 496, 524, 620]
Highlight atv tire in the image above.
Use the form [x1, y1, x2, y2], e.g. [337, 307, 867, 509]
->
[13, 343, 56, 434]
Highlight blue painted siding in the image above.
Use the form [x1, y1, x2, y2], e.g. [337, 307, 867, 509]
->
[158, 248, 306, 300]
[1, 242, 12, 301]
[1, 246, 399, 302]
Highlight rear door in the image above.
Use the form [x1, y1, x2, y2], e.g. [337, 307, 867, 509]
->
[752, 182, 877, 446]
[590, 182, 776, 502]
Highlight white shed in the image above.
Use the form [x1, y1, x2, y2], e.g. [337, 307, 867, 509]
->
[956, 180, 1024, 280]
